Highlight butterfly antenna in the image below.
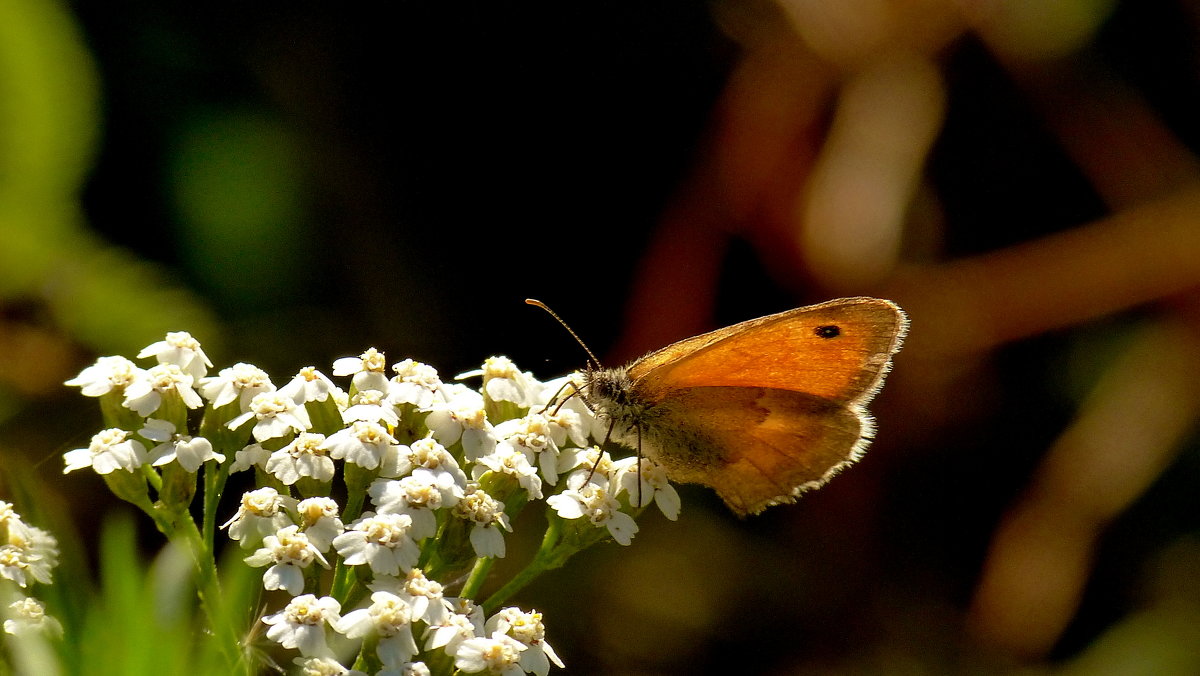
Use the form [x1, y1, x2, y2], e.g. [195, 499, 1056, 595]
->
[526, 299, 603, 369]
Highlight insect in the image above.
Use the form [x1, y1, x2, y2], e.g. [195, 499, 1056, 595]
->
[529, 297, 908, 516]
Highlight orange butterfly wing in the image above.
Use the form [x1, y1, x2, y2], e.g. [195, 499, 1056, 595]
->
[643, 386, 866, 515]
[629, 297, 907, 404]
[626, 297, 907, 515]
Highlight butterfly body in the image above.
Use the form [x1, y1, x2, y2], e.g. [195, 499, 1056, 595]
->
[582, 297, 908, 516]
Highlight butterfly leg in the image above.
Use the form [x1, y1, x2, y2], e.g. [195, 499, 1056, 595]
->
[636, 424, 645, 508]
[538, 379, 581, 416]
[584, 418, 617, 485]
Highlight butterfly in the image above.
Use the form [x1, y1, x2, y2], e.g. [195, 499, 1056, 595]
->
[532, 297, 908, 516]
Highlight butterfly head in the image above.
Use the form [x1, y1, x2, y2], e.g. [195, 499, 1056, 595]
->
[582, 365, 653, 439]
[581, 365, 626, 407]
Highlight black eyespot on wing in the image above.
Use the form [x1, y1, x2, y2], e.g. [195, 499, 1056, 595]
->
[814, 325, 841, 339]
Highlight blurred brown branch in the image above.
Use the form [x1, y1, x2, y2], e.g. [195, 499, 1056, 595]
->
[612, 0, 1200, 666]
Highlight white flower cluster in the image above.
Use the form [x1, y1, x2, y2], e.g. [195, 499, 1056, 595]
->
[64, 335, 683, 674]
[0, 501, 62, 639]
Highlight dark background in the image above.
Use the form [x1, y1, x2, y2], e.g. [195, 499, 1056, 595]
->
[3, 1, 1200, 674]
[72, 1, 733, 377]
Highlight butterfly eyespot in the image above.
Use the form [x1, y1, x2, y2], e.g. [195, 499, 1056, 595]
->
[814, 325, 841, 339]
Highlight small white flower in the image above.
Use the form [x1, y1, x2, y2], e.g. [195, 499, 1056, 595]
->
[535, 373, 605, 440]
[382, 662, 431, 676]
[122, 363, 204, 416]
[425, 603, 484, 656]
[291, 656, 367, 676]
[425, 387, 497, 461]
[221, 487, 298, 547]
[244, 525, 329, 595]
[388, 359, 445, 409]
[229, 442, 272, 473]
[459, 356, 537, 408]
[453, 485, 511, 558]
[198, 362, 274, 410]
[330, 386, 350, 410]
[333, 512, 420, 576]
[494, 414, 560, 485]
[473, 444, 543, 499]
[63, 428, 147, 475]
[486, 607, 564, 676]
[380, 436, 467, 487]
[447, 596, 486, 622]
[367, 568, 450, 627]
[0, 547, 30, 587]
[369, 468, 462, 540]
[3, 597, 63, 638]
[226, 391, 312, 442]
[261, 594, 341, 657]
[612, 456, 681, 520]
[27, 531, 58, 582]
[322, 420, 398, 470]
[557, 446, 615, 486]
[295, 497, 345, 552]
[0, 502, 22, 535]
[279, 366, 338, 405]
[546, 475, 638, 546]
[399, 568, 448, 625]
[64, 355, 143, 397]
[137, 330, 213, 380]
[266, 433, 336, 485]
[0, 525, 57, 589]
[140, 419, 224, 473]
[455, 631, 527, 676]
[341, 389, 400, 427]
[332, 347, 390, 393]
[541, 406, 589, 451]
[1, 518, 58, 589]
[336, 591, 419, 668]
[425, 621, 476, 658]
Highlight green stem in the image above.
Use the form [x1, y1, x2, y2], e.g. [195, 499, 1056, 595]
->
[141, 464, 162, 493]
[202, 461, 230, 552]
[423, 648, 457, 676]
[459, 557, 492, 601]
[129, 493, 175, 538]
[343, 487, 366, 524]
[341, 462, 372, 524]
[482, 518, 564, 615]
[330, 557, 356, 604]
[176, 513, 243, 670]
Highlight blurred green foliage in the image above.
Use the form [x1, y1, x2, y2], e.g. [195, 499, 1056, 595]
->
[0, 0, 217, 366]
[55, 515, 257, 676]
[168, 109, 307, 309]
